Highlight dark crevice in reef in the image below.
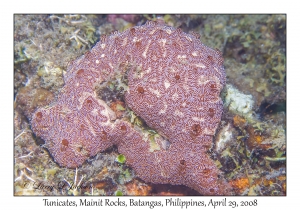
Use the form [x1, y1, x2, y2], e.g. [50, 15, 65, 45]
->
[150, 183, 201, 196]
[258, 100, 286, 118]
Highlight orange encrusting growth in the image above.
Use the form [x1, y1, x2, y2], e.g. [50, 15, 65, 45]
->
[31, 19, 231, 195]
[229, 178, 250, 193]
[125, 180, 152, 196]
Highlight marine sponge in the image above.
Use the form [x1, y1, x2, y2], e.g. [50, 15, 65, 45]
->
[31, 19, 231, 195]
[224, 84, 254, 120]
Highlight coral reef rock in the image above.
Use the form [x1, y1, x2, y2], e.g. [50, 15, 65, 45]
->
[31, 19, 231, 195]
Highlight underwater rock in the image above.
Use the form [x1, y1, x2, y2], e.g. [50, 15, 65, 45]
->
[16, 86, 54, 118]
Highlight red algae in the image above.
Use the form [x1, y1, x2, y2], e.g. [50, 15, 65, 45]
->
[30, 19, 231, 195]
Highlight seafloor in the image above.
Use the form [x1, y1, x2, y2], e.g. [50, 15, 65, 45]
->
[14, 14, 286, 196]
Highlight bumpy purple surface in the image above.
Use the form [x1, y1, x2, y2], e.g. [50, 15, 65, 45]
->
[31, 20, 231, 195]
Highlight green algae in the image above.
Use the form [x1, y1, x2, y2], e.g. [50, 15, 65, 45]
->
[116, 104, 126, 111]
[116, 154, 126, 164]
[115, 190, 123, 196]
